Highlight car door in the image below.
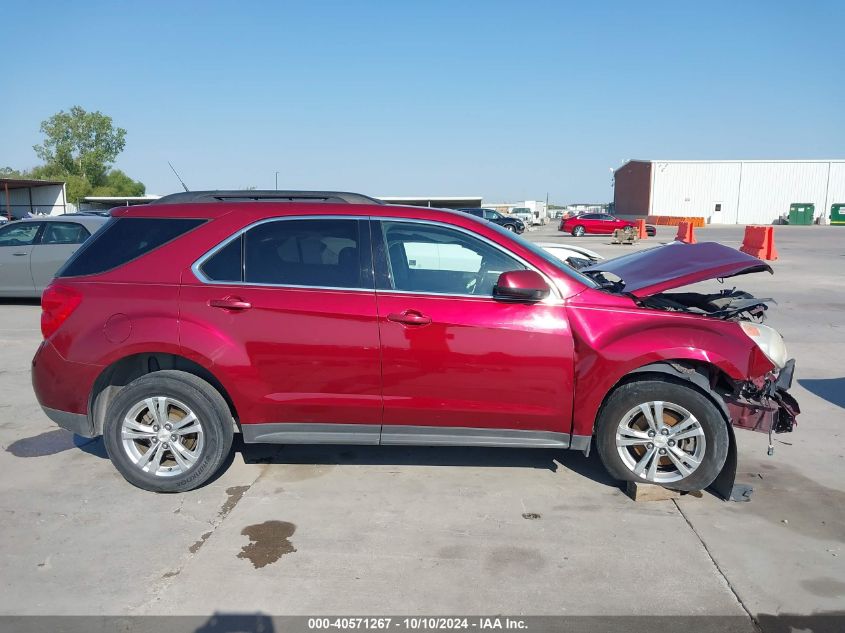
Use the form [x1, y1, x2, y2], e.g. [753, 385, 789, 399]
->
[591, 214, 614, 234]
[372, 218, 575, 445]
[576, 213, 599, 234]
[606, 216, 629, 232]
[30, 221, 92, 293]
[180, 216, 383, 442]
[0, 221, 41, 297]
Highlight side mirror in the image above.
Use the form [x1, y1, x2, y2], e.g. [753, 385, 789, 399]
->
[493, 270, 551, 303]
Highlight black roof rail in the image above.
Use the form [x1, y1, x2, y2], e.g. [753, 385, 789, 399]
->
[149, 190, 383, 206]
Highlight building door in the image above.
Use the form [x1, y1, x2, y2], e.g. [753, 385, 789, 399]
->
[711, 202, 724, 224]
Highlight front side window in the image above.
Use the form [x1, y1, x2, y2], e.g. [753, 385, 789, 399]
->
[243, 219, 365, 288]
[41, 222, 90, 245]
[483, 210, 500, 220]
[0, 222, 39, 246]
[381, 221, 526, 296]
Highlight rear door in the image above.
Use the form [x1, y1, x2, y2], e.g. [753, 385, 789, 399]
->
[180, 216, 383, 442]
[30, 221, 92, 293]
[0, 221, 41, 296]
[371, 218, 575, 444]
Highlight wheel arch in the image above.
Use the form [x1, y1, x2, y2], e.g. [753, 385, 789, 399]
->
[593, 359, 735, 424]
[592, 359, 740, 499]
[88, 352, 239, 436]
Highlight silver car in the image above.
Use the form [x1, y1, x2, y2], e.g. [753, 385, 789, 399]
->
[0, 215, 109, 297]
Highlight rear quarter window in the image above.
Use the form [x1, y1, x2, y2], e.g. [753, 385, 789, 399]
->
[58, 217, 205, 277]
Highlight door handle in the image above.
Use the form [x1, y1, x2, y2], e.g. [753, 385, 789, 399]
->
[387, 310, 431, 326]
[12, 253, 27, 257]
[209, 297, 252, 310]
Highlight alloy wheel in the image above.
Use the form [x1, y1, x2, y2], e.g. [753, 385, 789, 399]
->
[120, 397, 205, 477]
[615, 400, 706, 483]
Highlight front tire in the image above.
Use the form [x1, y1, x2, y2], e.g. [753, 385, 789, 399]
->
[103, 370, 234, 492]
[596, 378, 728, 492]
[505, 224, 516, 232]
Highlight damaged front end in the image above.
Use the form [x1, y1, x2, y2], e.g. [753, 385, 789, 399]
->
[723, 358, 800, 437]
[641, 288, 772, 322]
[580, 242, 803, 499]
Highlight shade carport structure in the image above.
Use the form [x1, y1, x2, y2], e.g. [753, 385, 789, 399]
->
[1, 178, 68, 220]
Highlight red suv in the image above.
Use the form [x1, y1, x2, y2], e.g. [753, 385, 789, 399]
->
[31, 190, 798, 494]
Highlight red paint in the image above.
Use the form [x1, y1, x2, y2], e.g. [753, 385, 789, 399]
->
[31, 201, 790, 442]
[582, 241, 773, 298]
[560, 214, 635, 235]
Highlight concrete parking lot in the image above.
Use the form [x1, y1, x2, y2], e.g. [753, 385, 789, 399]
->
[0, 224, 842, 630]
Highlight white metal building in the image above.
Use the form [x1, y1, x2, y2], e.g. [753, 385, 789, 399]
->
[1, 178, 68, 219]
[613, 159, 845, 225]
[378, 196, 482, 209]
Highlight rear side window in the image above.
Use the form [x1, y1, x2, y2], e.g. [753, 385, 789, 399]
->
[200, 235, 243, 282]
[243, 219, 364, 288]
[58, 218, 205, 277]
[41, 222, 90, 245]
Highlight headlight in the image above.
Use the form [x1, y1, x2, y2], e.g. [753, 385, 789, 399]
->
[740, 321, 788, 369]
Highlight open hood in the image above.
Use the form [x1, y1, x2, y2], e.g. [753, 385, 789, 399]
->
[582, 241, 773, 298]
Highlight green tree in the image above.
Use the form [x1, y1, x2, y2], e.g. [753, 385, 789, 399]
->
[34, 106, 126, 185]
[91, 170, 145, 197]
[1, 166, 26, 179]
[5, 107, 145, 204]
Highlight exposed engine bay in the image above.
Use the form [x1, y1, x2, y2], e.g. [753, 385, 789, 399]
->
[640, 288, 774, 322]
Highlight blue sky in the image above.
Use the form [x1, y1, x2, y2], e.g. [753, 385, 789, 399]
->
[2, 1, 843, 202]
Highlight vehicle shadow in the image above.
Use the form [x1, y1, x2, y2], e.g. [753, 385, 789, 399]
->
[229, 435, 621, 489]
[9, 428, 620, 491]
[5, 429, 108, 459]
[798, 378, 845, 409]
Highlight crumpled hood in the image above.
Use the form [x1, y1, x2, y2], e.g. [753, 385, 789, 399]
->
[582, 241, 773, 297]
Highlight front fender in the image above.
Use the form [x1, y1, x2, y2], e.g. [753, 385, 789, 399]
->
[566, 293, 769, 438]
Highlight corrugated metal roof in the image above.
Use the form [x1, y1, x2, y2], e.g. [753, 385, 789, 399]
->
[0, 178, 65, 189]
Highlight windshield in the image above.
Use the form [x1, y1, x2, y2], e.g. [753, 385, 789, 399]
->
[484, 221, 600, 289]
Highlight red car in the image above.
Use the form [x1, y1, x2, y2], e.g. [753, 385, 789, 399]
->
[32, 190, 798, 494]
[561, 213, 636, 236]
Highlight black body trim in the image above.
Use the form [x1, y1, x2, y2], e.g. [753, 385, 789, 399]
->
[41, 406, 95, 437]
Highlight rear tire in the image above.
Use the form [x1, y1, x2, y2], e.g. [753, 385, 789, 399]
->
[103, 370, 234, 492]
[595, 378, 728, 492]
[572, 225, 585, 237]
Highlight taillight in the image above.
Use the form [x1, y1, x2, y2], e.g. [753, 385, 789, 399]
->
[41, 284, 82, 339]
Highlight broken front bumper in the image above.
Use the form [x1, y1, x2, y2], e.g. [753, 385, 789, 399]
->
[724, 359, 800, 434]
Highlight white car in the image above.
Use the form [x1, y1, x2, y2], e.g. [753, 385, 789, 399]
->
[536, 242, 602, 268]
[0, 215, 109, 297]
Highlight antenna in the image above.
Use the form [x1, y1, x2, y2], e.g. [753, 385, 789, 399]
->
[167, 161, 190, 192]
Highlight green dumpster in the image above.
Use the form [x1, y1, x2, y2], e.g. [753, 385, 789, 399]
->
[788, 203, 815, 225]
[831, 203, 845, 225]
